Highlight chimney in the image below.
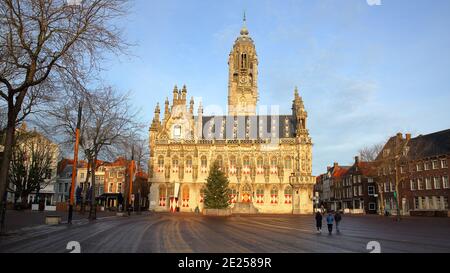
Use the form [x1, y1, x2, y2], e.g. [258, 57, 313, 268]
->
[396, 132, 403, 140]
[355, 156, 360, 164]
[333, 162, 338, 168]
[406, 133, 411, 141]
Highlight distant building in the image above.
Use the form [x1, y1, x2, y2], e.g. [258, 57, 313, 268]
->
[6, 124, 59, 208]
[375, 130, 449, 216]
[316, 159, 378, 214]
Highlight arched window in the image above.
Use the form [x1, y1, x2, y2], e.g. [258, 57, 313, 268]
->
[257, 157, 263, 168]
[158, 156, 164, 172]
[243, 156, 250, 174]
[201, 156, 207, 173]
[159, 185, 166, 207]
[270, 157, 278, 174]
[185, 156, 193, 173]
[243, 156, 250, 167]
[216, 155, 223, 169]
[201, 156, 207, 167]
[229, 156, 236, 167]
[284, 186, 293, 204]
[229, 187, 237, 204]
[172, 157, 179, 173]
[270, 186, 279, 204]
[271, 157, 278, 167]
[256, 186, 264, 204]
[241, 53, 247, 69]
[186, 156, 192, 168]
[284, 156, 292, 170]
[241, 184, 252, 203]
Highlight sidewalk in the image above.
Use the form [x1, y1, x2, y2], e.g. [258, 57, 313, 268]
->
[1, 209, 118, 233]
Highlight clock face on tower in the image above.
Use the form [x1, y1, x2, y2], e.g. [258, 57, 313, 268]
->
[239, 75, 250, 86]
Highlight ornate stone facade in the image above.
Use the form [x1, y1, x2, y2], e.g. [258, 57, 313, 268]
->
[148, 19, 314, 214]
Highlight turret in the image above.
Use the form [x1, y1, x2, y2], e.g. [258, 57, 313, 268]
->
[189, 97, 194, 115]
[196, 102, 203, 139]
[292, 86, 308, 134]
[164, 97, 170, 121]
[172, 85, 179, 105]
[151, 103, 161, 130]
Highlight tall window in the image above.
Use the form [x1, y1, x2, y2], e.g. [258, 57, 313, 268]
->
[441, 159, 448, 169]
[443, 176, 449, 189]
[257, 157, 263, 167]
[229, 156, 236, 167]
[216, 156, 223, 169]
[182, 186, 190, 208]
[117, 183, 122, 193]
[368, 186, 375, 195]
[256, 187, 264, 204]
[270, 186, 279, 204]
[243, 156, 250, 168]
[424, 161, 431, 171]
[108, 183, 113, 193]
[172, 157, 179, 173]
[284, 186, 293, 204]
[416, 163, 423, 172]
[270, 157, 277, 168]
[158, 156, 164, 169]
[410, 179, 416, 191]
[425, 178, 432, 190]
[201, 156, 207, 168]
[418, 178, 424, 190]
[159, 185, 166, 207]
[434, 177, 441, 189]
[432, 160, 439, 169]
[284, 157, 292, 169]
[186, 157, 192, 168]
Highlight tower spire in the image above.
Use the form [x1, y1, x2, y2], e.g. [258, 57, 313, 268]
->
[240, 11, 249, 36]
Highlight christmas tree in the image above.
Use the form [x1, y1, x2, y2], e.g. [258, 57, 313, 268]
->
[204, 161, 231, 209]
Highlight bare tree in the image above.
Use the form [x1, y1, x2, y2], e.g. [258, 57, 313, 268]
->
[44, 86, 141, 220]
[8, 129, 57, 209]
[0, 0, 131, 215]
[358, 143, 384, 162]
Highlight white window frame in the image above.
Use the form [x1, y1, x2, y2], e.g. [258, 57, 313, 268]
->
[443, 176, 449, 189]
[425, 177, 432, 190]
[432, 160, 439, 170]
[368, 186, 375, 196]
[369, 203, 376, 211]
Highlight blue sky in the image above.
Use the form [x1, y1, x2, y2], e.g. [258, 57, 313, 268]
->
[102, 0, 450, 175]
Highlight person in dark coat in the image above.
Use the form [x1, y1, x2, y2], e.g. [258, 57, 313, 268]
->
[334, 211, 342, 233]
[315, 211, 323, 233]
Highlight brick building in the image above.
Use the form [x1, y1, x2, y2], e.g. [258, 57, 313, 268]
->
[376, 130, 449, 216]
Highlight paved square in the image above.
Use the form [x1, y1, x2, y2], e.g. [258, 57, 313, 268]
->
[1, 213, 449, 253]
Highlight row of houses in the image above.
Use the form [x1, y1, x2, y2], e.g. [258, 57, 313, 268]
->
[56, 158, 149, 210]
[315, 129, 450, 216]
[4, 124, 148, 211]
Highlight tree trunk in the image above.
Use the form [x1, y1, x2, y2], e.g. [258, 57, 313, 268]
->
[0, 119, 17, 232]
[89, 158, 97, 220]
[80, 161, 92, 214]
[0, 124, 16, 204]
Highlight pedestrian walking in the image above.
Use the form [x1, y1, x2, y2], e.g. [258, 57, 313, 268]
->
[326, 212, 334, 235]
[335, 211, 342, 233]
[315, 211, 323, 233]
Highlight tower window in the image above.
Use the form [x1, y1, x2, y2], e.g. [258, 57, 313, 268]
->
[241, 53, 247, 69]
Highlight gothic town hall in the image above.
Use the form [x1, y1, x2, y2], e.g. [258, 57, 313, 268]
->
[148, 19, 314, 214]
